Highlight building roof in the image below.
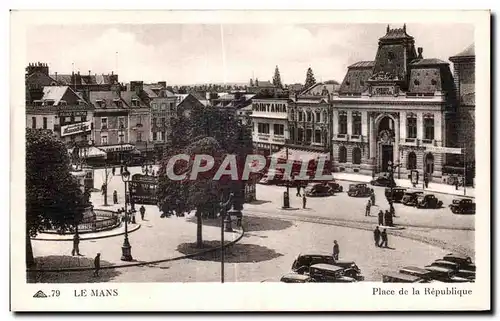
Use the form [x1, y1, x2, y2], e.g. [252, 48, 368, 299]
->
[255, 80, 275, 88]
[450, 44, 475, 60]
[51, 74, 115, 86]
[410, 58, 449, 66]
[41, 86, 70, 105]
[348, 61, 375, 68]
[379, 25, 414, 40]
[89, 91, 126, 109]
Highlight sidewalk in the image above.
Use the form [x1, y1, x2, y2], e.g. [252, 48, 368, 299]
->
[333, 172, 475, 198]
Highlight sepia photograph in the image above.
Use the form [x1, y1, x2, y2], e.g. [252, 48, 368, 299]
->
[10, 9, 491, 311]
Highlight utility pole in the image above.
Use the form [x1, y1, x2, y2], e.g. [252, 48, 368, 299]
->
[463, 143, 467, 196]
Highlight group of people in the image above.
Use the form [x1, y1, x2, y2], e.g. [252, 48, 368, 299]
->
[373, 226, 389, 248]
[141, 165, 156, 176]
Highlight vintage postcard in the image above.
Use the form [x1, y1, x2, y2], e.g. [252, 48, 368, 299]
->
[10, 10, 490, 311]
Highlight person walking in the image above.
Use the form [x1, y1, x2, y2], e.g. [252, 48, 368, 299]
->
[365, 200, 372, 216]
[380, 229, 388, 248]
[373, 226, 381, 247]
[113, 190, 118, 204]
[390, 202, 396, 217]
[112, 166, 116, 176]
[378, 210, 384, 226]
[370, 189, 376, 206]
[140, 205, 146, 220]
[424, 174, 429, 189]
[71, 233, 80, 256]
[332, 240, 340, 261]
[120, 165, 124, 175]
[93, 253, 101, 277]
[385, 210, 393, 227]
[302, 194, 307, 209]
[296, 183, 302, 197]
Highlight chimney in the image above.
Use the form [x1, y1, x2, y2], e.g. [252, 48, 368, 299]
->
[55, 72, 58, 81]
[387, 24, 390, 33]
[417, 47, 423, 59]
[256, 78, 259, 87]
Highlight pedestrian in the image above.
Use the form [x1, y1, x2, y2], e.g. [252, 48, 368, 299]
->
[424, 175, 429, 189]
[370, 189, 376, 206]
[385, 210, 393, 227]
[113, 190, 118, 204]
[112, 166, 116, 176]
[380, 229, 388, 248]
[373, 226, 381, 247]
[120, 165, 124, 175]
[378, 210, 384, 226]
[365, 200, 372, 216]
[71, 233, 80, 256]
[101, 183, 106, 196]
[140, 205, 146, 220]
[390, 202, 396, 217]
[332, 240, 340, 260]
[455, 177, 459, 190]
[296, 184, 302, 197]
[302, 194, 307, 209]
[130, 197, 135, 211]
[93, 253, 101, 277]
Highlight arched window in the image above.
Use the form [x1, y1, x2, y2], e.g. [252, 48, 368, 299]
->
[352, 147, 362, 165]
[425, 153, 434, 174]
[322, 111, 328, 123]
[307, 111, 313, 122]
[424, 114, 435, 141]
[315, 111, 321, 122]
[407, 152, 417, 170]
[338, 146, 347, 163]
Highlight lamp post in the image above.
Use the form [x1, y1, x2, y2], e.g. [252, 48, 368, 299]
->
[121, 169, 133, 261]
[220, 193, 233, 283]
[282, 139, 290, 209]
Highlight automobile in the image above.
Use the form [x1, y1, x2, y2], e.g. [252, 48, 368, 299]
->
[382, 272, 424, 283]
[416, 194, 443, 209]
[309, 264, 357, 283]
[402, 191, 424, 206]
[279, 273, 316, 283]
[428, 260, 475, 280]
[449, 198, 476, 214]
[305, 183, 335, 197]
[325, 181, 344, 193]
[258, 170, 284, 185]
[332, 260, 364, 281]
[347, 183, 372, 197]
[399, 266, 434, 281]
[385, 187, 407, 203]
[370, 173, 397, 187]
[442, 253, 476, 271]
[291, 253, 336, 274]
[424, 266, 472, 283]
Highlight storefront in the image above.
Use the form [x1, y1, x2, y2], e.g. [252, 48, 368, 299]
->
[269, 147, 331, 177]
[98, 144, 137, 165]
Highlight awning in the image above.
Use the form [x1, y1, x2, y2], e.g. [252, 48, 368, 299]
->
[68, 146, 107, 159]
[270, 148, 330, 162]
[98, 144, 135, 153]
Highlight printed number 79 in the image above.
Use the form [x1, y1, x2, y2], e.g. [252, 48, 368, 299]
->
[51, 290, 60, 297]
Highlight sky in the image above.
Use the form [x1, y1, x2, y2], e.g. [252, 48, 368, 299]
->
[26, 23, 474, 86]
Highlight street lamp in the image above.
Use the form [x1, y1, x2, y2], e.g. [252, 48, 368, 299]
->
[120, 169, 133, 261]
[282, 139, 290, 209]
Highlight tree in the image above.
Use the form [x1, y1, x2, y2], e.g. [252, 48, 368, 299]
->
[101, 164, 113, 206]
[249, 78, 254, 87]
[273, 65, 283, 89]
[304, 67, 316, 89]
[26, 129, 86, 267]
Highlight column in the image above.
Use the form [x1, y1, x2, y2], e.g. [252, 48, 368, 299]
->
[332, 110, 338, 136]
[434, 111, 442, 146]
[417, 112, 424, 141]
[347, 110, 352, 136]
[394, 115, 400, 165]
[361, 111, 368, 137]
[369, 113, 375, 158]
[399, 111, 406, 140]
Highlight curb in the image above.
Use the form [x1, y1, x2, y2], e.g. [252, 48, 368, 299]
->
[334, 178, 475, 199]
[27, 226, 245, 273]
[32, 224, 142, 242]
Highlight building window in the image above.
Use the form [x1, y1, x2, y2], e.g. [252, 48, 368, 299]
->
[152, 118, 157, 128]
[407, 152, 417, 170]
[307, 111, 312, 122]
[352, 112, 362, 135]
[298, 111, 303, 122]
[101, 118, 108, 130]
[101, 135, 108, 145]
[338, 146, 347, 163]
[43, 117, 47, 129]
[322, 111, 328, 123]
[314, 130, 322, 143]
[160, 103, 166, 110]
[352, 148, 362, 165]
[152, 103, 157, 110]
[131, 99, 139, 107]
[153, 132, 158, 141]
[137, 131, 142, 142]
[425, 153, 434, 174]
[290, 128, 296, 142]
[407, 113, 417, 139]
[161, 117, 166, 126]
[170, 103, 175, 112]
[31, 117, 36, 129]
[118, 117, 125, 130]
[65, 117, 71, 123]
[306, 129, 312, 143]
[290, 110, 296, 121]
[118, 132, 125, 144]
[273, 124, 284, 136]
[424, 114, 435, 140]
[315, 111, 321, 123]
[298, 128, 304, 142]
[339, 112, 347, 134]
[258, 123, 270, 134]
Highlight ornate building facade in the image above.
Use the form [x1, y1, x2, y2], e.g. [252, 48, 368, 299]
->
[251, 97, 290, 156]
[331, 25, 457, 181]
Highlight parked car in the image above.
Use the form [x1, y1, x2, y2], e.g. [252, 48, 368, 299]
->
[423, 266, 472, 282]
[449, 198, 476, 214]
[347, 183, 372, 197]
[429, 260, 475, 280]
[258, 170, 284, 185]
[399, 266, 434, 281]
[385, 187, 407, 203]
[280, 273, 316, 283]
[332, 260, 364, 281]
[309, 264, 357, 283]
[304, 183, 334, 197]
[291, 253, 336, 274]
[382, 271, 424, 283]
[442, 253, 476, 271]
[326, 181, 344, 193]
[402, 191, 424, 206]
[370, 173, 396, 187]
[416, 194, 443, 209]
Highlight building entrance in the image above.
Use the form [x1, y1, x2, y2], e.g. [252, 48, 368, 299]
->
[381, 145, 393, 172]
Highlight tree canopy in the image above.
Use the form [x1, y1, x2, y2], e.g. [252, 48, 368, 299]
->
[304, 67, 317, 89]
[272, 65, 283, 89]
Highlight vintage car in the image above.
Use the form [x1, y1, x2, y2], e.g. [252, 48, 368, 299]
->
[305, 183, 335, 197]
[449, 198, 476, 214]
[416, 194, 443, 209]
[385, 187, 407, 203]
[279, 273, 316, 283]
[429, 260, 475, 280]
[399, 266, 434, 281]
[424, 266, 472, 283]
[370, 173, 397, 187]
[326, 181, 344, 193]
[291, 253, 336, 274]
[401, 191, 424, 206]
[332, 260, 365, 281]
[442, 253, 476, 271]
[382, 271, 424, 283]
[347, 183, 372, 197]
[309, 264, 357, 283]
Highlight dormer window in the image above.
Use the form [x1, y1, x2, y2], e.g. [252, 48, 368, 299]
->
[59, 100, 67, 106]
[131, 99, 139, 107]
[77, 99, 85, 106]
[113, 99, 123, 108]
[34, 100, 43, 107]
[44, 100, 55, 106]
[96, 99, 106, 108]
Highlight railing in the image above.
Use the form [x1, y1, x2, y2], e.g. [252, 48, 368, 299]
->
[405, 138, 416, 143]
[422, 139, 433, 144]
[42, 209, 119, 234]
